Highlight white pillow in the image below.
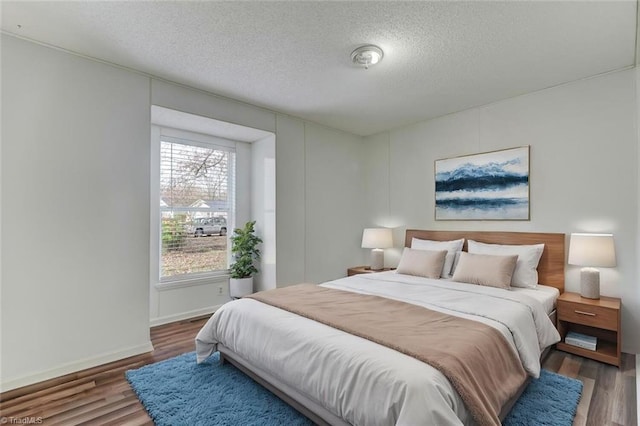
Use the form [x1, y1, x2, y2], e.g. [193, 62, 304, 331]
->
[450, 251, 463, 276]
[467, 240, 544, 288]
[411, 238, 464, 277]
[396, 248, 448, 279]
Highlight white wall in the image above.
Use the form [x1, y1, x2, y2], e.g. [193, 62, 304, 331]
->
[304, 123, 366, 282]
[235, 142, 253, 229]
[274, 115, 367, 285]
[275, 115, 306, 286]
[1, 35, 368, 389]
[363, 69, 640, 354]
[1, 35, 153, 389]
[251, 136, 277, 292]
[150, 79, 275, 134]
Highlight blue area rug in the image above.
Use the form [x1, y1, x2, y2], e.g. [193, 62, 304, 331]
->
[503, 369, 583, 426]
[126, 352, 582, 426]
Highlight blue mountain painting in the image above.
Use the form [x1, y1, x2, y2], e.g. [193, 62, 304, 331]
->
[435, 147, 529, 220]
[435, 159, 528, 192]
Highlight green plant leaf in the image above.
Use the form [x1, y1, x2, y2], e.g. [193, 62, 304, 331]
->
[229, 220, 263, 279]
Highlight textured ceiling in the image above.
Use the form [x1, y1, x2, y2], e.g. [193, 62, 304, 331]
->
[1, 1, 637, 136]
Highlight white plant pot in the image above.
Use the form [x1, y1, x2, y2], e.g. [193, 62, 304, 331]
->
[230, 277, 253, 298]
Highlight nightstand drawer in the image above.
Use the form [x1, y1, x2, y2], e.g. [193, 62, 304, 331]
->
[558, 301, 617, 331]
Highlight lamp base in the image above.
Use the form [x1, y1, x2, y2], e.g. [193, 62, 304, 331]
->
[370, 248, 384, 271]
[580, 267, 600, 299]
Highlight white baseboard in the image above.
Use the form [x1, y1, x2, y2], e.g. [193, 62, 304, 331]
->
[149, 305, 222, 327]
[2, 307, 223, 392]
[1, 341, 154, 393]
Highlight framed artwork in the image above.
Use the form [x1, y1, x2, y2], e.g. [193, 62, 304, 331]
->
[435, 146, 530, 220]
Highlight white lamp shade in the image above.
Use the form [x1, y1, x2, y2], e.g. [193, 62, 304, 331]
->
[361, 228, 393, 249]
[568, 233, 616, 267]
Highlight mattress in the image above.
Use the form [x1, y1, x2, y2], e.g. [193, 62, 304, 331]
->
[196, 272, 560, 425]
[511, 284, 560, 315]
[436, 274, 559, 315]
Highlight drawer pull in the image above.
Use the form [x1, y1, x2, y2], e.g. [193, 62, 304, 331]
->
[575, 310, 596, 316]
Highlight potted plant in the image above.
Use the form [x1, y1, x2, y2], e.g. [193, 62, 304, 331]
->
[229, 220, 263, 298]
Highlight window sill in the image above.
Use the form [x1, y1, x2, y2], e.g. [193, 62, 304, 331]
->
[155, 272, 230, 291]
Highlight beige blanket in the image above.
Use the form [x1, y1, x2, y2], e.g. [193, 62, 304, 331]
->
[248, 283, 527, 426]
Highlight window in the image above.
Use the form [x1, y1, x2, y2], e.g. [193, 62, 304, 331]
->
[159, 135, 235, 279]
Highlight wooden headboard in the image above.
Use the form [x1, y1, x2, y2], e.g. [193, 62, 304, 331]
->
[405, 230, 565, 293]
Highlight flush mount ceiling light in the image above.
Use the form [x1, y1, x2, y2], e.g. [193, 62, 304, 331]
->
[351, 45, 384, 69]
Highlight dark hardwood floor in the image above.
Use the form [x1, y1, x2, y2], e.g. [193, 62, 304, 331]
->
[1, 317, 636, 425]
[542, 349, 637, 426]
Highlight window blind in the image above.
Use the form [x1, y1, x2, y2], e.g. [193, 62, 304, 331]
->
[159, 136, 236, 278]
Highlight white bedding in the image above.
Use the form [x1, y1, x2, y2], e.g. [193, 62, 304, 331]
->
[511, 284, 560, 315]
[195, 272, 560, 426]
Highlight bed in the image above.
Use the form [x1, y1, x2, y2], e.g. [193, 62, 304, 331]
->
[195, 230, 565, 426]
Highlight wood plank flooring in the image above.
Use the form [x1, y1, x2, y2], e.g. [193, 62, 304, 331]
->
[542, 349, 637, 426]
[1, 316, 636, 425]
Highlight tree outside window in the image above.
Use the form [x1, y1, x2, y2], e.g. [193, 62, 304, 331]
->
[160, 139, 235, 278]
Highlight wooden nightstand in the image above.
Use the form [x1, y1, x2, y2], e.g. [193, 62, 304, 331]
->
[556, 292, 621, 366]
[347, 266, 394, 276]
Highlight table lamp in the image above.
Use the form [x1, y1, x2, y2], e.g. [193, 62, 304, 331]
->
[361, 228, 393, 271]
[568, 233, 616, 299]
